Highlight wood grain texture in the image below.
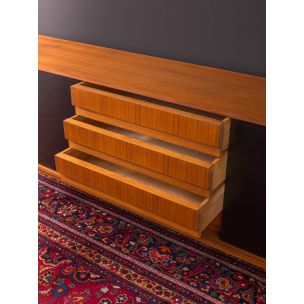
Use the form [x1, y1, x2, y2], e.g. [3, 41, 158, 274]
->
[198, 184, 224, 232]
[75, 107, 222, 157]
[64, 116, 227, 191]
[39, 35, 266, 125]
[71, 82, 229, 150]
[68, 142, 213, 198]
[38, 164, 60, 179]
[55, 148, 207, 230]
[60, 175, 202, 239]
[38, 165, 223, 235]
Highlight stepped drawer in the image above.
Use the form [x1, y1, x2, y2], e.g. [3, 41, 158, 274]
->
[64, 115, 228, 194]
[71, 82, 230, 157]
[55, 148, 225, 235]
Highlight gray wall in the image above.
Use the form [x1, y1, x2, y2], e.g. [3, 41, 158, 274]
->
[39, 0, 265, 76]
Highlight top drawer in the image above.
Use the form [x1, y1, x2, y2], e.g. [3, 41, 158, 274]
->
[71, 83, 230, 157]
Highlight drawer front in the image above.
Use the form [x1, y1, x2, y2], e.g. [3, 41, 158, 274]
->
[64, 116, 227, 191]
[71, 83, 230, 153]
[55, 149, 203, 230]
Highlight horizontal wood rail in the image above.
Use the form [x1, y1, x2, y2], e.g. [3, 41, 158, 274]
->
[39, 35, 266, 126]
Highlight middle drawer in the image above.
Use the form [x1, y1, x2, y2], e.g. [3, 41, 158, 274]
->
[64, 115, 227, 196]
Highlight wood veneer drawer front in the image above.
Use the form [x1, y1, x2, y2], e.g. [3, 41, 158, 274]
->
[71, 83, 231, 154]
[55, 148, 211, 230]
[64, 116, 227, 191]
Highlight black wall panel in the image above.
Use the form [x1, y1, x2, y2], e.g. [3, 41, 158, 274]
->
[38, 72, 78, 168]
[221, 120, 266, 256]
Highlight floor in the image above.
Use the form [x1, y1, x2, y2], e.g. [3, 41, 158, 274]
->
[38, 164, 266, 270]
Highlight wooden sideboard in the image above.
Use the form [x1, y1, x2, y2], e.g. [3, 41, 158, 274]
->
[55, 81, 230, 237]
[38, 35, 266, 255]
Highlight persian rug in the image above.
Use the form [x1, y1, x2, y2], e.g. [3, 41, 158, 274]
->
[38, 173, 266, 304]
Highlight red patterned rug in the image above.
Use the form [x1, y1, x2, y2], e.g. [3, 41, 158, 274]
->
[38, 173, 266, 304]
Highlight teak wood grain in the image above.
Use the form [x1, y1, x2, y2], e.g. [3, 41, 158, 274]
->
[39, 35, 266, 126]
[38, 164, 224, 236]
[76, 107, 223, 157]
[55, 148, 221, 231]
[64, 116, 227, 192]
[71, 82, 230, 151]
[68, 141, 213, 197]
[55, 148, 224, 237]
[59, 175, 204, 239]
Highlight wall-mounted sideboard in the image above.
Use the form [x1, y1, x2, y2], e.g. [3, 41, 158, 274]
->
[38, 35, 266, 256]
[56, 81, 231, 238]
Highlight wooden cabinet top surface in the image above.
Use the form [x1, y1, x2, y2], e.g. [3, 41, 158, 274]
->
[39, 35, 266, 126]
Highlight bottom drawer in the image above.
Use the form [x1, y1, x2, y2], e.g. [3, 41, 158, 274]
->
[55, 148, 224, 237]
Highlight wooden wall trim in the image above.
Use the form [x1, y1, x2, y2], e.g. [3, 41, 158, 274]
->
[38, 164, 60, 179]
[38, 35, 266, 126]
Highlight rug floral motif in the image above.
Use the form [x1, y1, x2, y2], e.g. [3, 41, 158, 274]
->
[38, 173, 266, 304]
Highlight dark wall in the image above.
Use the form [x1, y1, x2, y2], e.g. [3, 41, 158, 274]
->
[221, 120, 266, 256]
[39, 0, 265, 76]
[38, 72, 78, 168]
